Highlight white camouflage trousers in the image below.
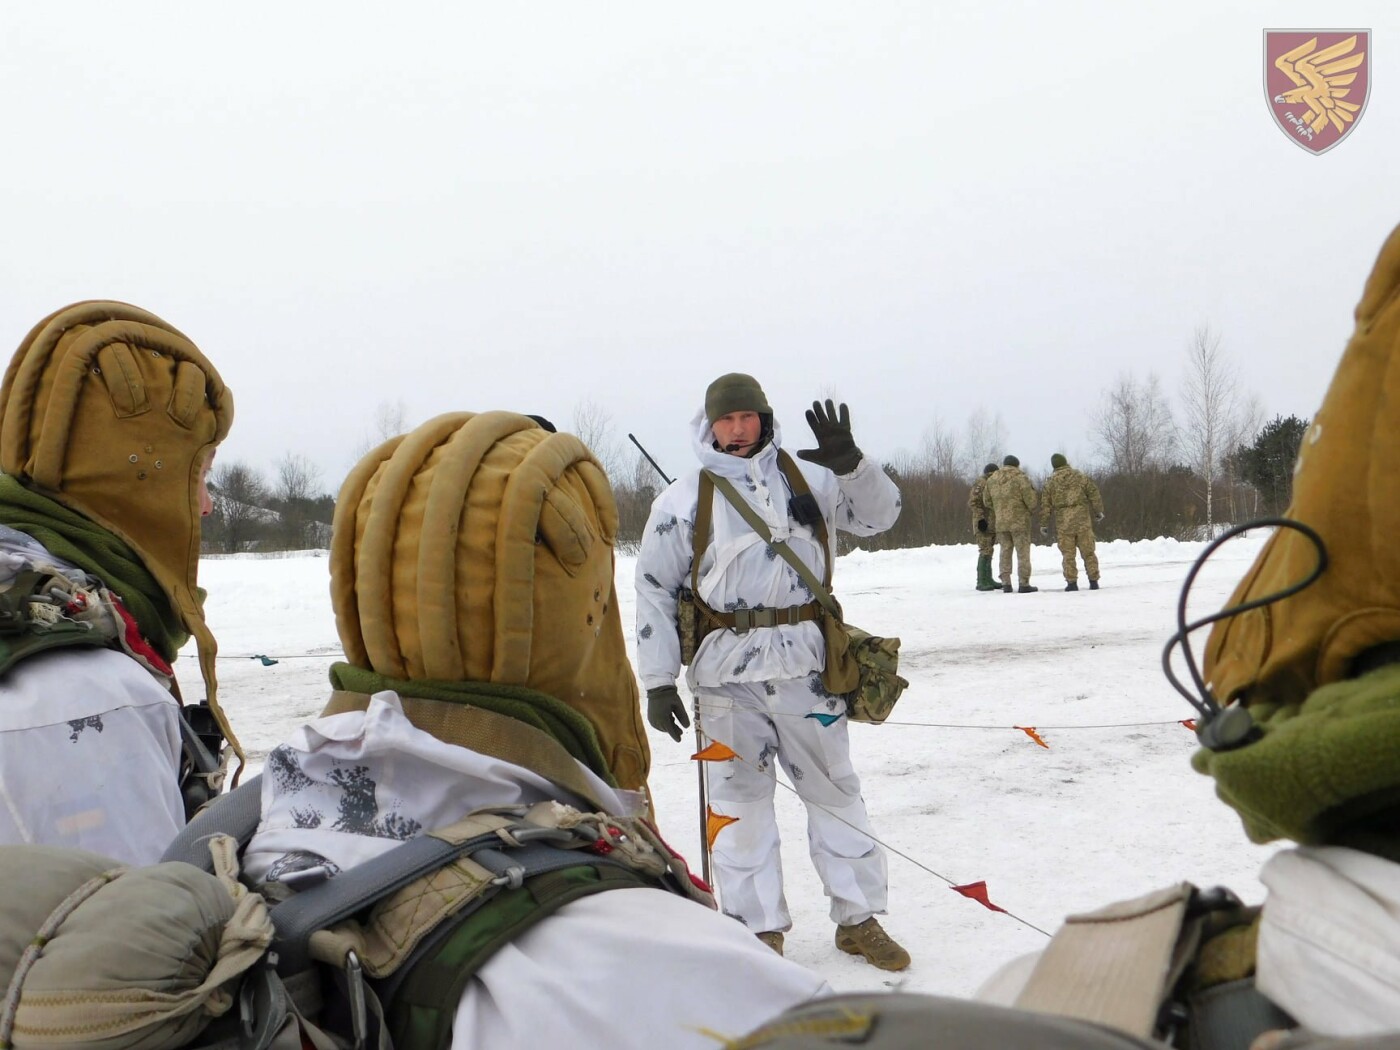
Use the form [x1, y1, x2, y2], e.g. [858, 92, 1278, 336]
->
[696, 673, 888, 934]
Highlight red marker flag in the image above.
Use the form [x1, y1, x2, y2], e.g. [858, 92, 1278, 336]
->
[952, 880, 1007, 914]
[1014, 725, 1049, 749]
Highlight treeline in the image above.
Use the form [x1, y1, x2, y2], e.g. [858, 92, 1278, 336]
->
[202, 454, 334, 554]
[608, 412, 1309, 551]
[204, 355, 1311, 555]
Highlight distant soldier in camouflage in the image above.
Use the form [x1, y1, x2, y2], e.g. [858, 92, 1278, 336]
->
[968, 463, 999, 591]
[985, 454, 1038, 593]
[1039, 452, 1105, 591]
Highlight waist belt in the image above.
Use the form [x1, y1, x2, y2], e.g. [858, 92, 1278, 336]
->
[710, 602, 821, 633]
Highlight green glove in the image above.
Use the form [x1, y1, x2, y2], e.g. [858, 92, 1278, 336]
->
[796, 399, 863, 475]
[647, 684, 690, 742]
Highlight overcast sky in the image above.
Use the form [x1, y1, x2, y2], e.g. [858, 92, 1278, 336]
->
[3, 3, 1396, 492]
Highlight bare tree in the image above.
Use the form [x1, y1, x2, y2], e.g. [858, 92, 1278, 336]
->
[1092, 372, 1177, 474]
[275, 453, 322, 504]
[571, 398, 621, 482]
[614, 452, 664, 553]
[1178, 326, 1237, 537]
[272, 453, 326, 549]
[371, 399, 408, 443]
[962, 408, 1007, 477]
[206, 461, 270, 553]
[351, 399, 411, 460]
[1222, 392, 1265, 524]
[919, 417, 961, 479]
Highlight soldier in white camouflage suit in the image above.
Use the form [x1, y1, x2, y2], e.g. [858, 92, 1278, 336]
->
[968, 463, 999, 591]
[1039, 453, 1104, 591]
[985, 454, 1039, 593]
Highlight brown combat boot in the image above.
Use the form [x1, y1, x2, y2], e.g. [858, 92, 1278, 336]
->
[834, 917, 910, 971]
[756, 930, 784, 956]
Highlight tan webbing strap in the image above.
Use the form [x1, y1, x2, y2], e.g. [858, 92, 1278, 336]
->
[320, 691, 615, 814]
[707, 471, 842, 620]
[775, 449, 832, 592]
[709, 602, 822, 631]
[693, 471, 714, 597]
[1013, 883, 1200, 1039]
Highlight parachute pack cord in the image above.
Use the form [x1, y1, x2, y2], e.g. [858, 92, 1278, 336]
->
[1160, 517, 1327, 751]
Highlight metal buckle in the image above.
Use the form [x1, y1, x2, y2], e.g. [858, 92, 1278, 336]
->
[734, 609, 751, 633]
[345, 950, 367, 1050]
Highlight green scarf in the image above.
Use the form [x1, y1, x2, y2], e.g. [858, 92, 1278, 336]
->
[0, 474, 186, 662]
[329, 662, 618, 787]
[1193, 663, 1400, 862]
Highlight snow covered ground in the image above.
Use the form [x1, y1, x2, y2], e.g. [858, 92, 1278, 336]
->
[190, 533, 1279, 999]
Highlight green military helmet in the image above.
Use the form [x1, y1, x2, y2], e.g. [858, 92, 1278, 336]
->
[1051, 453, 1068, 469]
[983, 463, 997, 476]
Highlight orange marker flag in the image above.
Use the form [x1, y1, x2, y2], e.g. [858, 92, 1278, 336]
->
[1014, 725, 1049, 749]
[951, 881, 1007, 914]
[693, 741, 738, 762]
[706, 807, 740, 850]
[1180, 719, 1197, 731]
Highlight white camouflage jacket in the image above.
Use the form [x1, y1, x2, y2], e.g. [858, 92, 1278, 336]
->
[634, 408, 900, 691]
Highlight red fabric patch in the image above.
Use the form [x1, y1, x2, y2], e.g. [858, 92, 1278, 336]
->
[110, 597, 174, 676]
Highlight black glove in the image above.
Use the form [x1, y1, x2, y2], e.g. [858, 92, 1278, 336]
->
[796, 399, 863, 475]
[646, 685, 690, 742]
[976, 519, 988, 533]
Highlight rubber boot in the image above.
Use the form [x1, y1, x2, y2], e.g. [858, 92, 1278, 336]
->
[1065, 580, 1079, 591]
[1089, 579, 1100, 590]
[976, 554, 998, 591]
[1018, 583, 1038, 593]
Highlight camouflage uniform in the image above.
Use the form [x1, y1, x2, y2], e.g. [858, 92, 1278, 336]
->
[968, 475, 996, 557]
[1040, 464, 1104, 584]
[985, 466, 1038, 586]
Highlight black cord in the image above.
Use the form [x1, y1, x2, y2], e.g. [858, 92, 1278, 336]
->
[1161, 517, 1328, 722]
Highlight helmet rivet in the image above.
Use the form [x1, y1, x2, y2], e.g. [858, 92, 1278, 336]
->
[128, 454, 139, 463]
[137, 471, 148, 480]
[154, 460, 164, 469]
[92, 366, 102, 375]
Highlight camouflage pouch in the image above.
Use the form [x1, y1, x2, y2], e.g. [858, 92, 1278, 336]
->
[677, 587, 718, 666]
[820, 609, 908, 724]
[843, 626, 909, 724]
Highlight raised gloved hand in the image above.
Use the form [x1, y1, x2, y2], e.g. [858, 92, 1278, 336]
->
[796, 399, 863, 475]
[646, 684, 690, 742]
[976, 519, 988, 533]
